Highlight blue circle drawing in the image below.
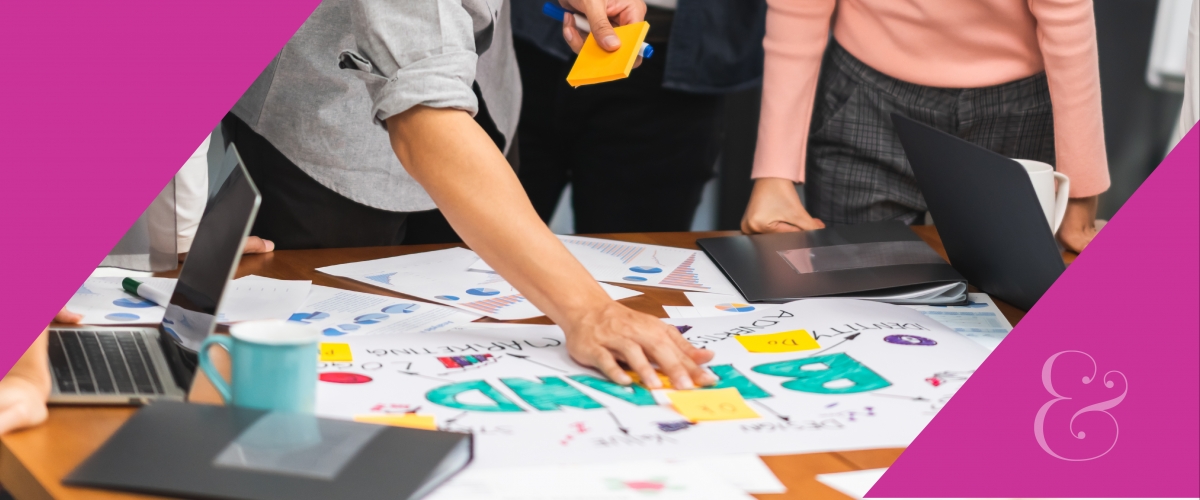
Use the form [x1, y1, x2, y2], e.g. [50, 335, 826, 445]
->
[466, 288, 500, 296]
[629, 266, 662, 274]
[354, 313, 389, 325]
[623, 276, 648, 282]
[338, 324, 360, 331]
[883, 334, 937, 346]
[322, 328, 347, 337]
[113, 297, 156, 308]
[436, 295, 460, 301]
[382, 303, 420, 314]
[105, 312, 140, 322]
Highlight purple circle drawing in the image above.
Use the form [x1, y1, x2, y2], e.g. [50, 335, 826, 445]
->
[883, 334, 937, 346]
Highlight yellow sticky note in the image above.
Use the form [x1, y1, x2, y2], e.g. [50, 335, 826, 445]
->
[667, 388, 760, 422]
[319, 343, 352, 362]
[566, 21, 650, 87]
[625, 369, 672, 389]
[735, 329, 819, 353]
[354, 414, 438, 430]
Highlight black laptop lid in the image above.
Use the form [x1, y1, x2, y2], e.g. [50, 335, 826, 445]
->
[161, 144, 261, 352]
[891, 114, 1065, 310]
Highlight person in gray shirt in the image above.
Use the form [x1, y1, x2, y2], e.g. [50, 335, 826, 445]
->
[223, 0, 715, 390]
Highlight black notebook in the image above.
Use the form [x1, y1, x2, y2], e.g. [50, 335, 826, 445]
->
[698, 221, 968, 305]
[66, 401, 471, 500]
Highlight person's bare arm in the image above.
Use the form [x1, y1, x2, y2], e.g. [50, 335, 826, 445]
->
[387, 107, 714, 389]
[1057, 195, 1099, 253]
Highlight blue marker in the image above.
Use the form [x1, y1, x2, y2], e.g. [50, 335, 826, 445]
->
[542, 2, 654, 59]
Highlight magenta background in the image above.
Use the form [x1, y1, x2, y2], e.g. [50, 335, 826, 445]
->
[871, 125, 1200, 497]
[0, 1, 320, 374]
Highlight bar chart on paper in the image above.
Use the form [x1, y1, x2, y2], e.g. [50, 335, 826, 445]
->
[558, 235, 741, 295]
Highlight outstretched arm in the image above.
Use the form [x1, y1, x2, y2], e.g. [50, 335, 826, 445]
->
[388, 107, 714, 390]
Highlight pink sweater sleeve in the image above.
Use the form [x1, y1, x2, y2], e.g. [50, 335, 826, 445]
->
[1030, 0, 1111, 197]
[750, 0, 838, 183]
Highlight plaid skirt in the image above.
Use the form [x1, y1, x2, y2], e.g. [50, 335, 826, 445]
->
[805, 40, 1057, 225]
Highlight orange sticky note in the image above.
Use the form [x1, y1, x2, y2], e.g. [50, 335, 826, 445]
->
[625, 369, 672, 389]
[354, 413, 438, 430]
[667, 388, 760, 422]
[319, 343, 352, 362]
[735, 329, 819, 353]
[565, 22, 650, 87]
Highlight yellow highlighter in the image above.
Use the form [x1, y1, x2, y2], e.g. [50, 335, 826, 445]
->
[566, 21, 651, 87]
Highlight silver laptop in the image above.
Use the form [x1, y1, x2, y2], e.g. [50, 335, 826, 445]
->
[48, 144, 261, 404]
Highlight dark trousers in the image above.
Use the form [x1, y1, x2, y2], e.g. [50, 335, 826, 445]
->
[806, 41, 1056, 226]
[514, 31, 724, 233]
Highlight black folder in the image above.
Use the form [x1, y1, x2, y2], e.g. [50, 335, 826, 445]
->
[698, 221, 968, 305]
[66, 401, 471, 500]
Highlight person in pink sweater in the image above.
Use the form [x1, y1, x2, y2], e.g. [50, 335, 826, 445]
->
[741, 0, 1110, 253]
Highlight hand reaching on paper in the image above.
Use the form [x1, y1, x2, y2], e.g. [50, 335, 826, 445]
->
[1057, 196, 1100, 253]
[742, 178, 826, 234]
[0, 308, 78, 434]
[559, 0, 646, 67]
[562, 302, 716, 390]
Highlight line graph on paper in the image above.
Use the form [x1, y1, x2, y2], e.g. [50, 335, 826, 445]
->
[560, 237, 647, 264]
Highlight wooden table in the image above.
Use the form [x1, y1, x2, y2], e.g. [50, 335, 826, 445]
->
[1, 228, 1041, 500]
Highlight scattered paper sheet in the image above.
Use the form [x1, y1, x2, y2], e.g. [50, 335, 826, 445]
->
[685, 292, 1014, 351]
[427, 460, 755, 500]
[816, 468, 888, 499]
[66, 275, 310, 325]
[290, 285, 482, 337]
[673, 454, 785, 494]
[557, 236, 742, 295]
[317, 247, 642, 320]
[316, 299, 989, 468]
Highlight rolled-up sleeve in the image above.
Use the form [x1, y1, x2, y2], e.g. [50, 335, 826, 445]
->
[342, 0, 482, 123]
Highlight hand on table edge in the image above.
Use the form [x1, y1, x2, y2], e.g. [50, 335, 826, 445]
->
[387, 106, 715, 390]
[0, 308, 80, 434]
[1057, 195, 1100, 254]
[742, 177, 826, 234]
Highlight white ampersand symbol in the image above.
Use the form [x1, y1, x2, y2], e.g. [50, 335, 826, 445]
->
[1033, 350, 1128, 461]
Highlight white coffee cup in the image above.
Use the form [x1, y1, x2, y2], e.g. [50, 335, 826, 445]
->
[1014, 159, 1069, 234]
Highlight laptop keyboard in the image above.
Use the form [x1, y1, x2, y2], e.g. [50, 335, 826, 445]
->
[48, 329, 165, 396]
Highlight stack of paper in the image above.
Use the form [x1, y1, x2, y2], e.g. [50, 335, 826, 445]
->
[668, 292, 1012, 351]
[318, 247, 642, 321]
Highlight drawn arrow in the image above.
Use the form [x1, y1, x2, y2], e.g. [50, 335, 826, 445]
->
[606, 409, 630, 435]
[870, 393, 930, 402]
[752, 400, 791, 422]
[398, 371, 455, 383]
[506, 353, 568, 373]
[809, 332, 861, 357]
[443, 411, 469, 427]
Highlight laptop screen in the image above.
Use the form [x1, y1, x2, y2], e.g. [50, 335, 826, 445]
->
[162, 144, 261, 351]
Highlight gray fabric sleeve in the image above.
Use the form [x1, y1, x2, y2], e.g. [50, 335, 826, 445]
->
[341, 0, 481, 123]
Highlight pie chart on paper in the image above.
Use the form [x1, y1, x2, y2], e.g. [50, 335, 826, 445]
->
[629, 266, 662, 274]
[113, 298, 157, 308]
[715, 303, 756, 313]
[382, 303, 421, 314]
[466, 288, 500, 297]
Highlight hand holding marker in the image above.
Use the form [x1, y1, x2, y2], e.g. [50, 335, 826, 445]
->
[543, 2, 653, 59]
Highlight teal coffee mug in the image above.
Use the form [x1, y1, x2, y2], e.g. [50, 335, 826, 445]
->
[198, 319, 320, 413]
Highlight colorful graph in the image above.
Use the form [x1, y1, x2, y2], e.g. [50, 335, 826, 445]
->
[466, 288, 500, 296]
[437, 353, 495, 369]
[104, 312, 140, 321]
[715, 303, 756, 313]
[562, 238, 646, 263]
[113, 297, 156, 308]
[435, 295, 460, 301]
[461, 294, 527, 315]
[289, 311, 330, 323]
[629, 266, 662, 273]
[659, 253, 708, 289]
[382, 303, 420, 314]
[364, 272, 397, 286]
[354, 313, 389, 324]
